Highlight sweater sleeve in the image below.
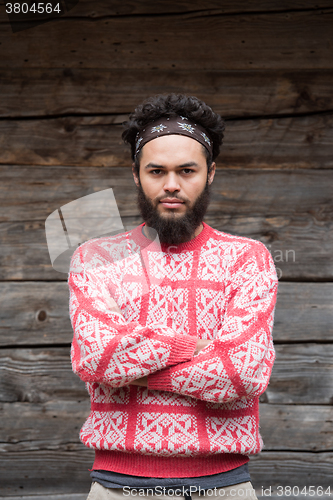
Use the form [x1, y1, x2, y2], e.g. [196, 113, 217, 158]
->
[68, 243, 197, 388]
[148, 241, 278, 403]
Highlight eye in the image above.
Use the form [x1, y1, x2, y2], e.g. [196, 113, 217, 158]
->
[150, 169, 162, 175]
[182, 168, 194, 174]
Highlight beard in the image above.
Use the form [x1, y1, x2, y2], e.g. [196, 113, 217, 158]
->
[136, 178, 211, 245]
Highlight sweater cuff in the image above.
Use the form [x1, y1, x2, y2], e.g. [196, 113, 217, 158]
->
[148, 367, 174, 392]
[148, 334, 196, 392]
[168, 334, 197, 366]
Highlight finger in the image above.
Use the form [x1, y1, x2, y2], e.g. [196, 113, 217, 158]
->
[103, 294, 123, 314]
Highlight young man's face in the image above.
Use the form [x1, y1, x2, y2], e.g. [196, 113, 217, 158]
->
[132, 134, 215, 245]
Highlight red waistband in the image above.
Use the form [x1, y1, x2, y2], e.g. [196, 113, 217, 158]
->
[92, 450, 249, 477]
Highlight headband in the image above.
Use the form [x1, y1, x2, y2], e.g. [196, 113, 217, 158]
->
[134, 115, 213, 158]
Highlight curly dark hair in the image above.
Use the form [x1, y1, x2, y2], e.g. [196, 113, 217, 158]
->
[122, 93, 225, 176]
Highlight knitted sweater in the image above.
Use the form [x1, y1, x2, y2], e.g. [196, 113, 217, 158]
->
[68, 222, 278, 477]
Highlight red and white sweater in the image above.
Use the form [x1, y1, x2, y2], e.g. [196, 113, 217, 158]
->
[68, 222, 278, 477]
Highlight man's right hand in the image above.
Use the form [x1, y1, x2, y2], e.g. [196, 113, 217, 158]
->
[103, 293, 124, 316]
[194, 339, 212, 355]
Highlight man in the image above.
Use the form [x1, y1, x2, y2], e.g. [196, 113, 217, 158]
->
[68, 94, 278, 500]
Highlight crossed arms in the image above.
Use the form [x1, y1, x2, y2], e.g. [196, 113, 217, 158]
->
[68, 239, 278, 403]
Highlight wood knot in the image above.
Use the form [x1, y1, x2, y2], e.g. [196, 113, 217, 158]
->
[37, 310, 47, 322]
[64, 121, 75, 133]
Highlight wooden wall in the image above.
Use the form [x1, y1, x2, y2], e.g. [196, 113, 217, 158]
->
[0, 1, 332, 498]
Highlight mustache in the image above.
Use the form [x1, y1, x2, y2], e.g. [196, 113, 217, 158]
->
[156, 195, 187, 203]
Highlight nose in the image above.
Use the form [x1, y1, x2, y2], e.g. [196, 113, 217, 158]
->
[163, 171, 180, 193]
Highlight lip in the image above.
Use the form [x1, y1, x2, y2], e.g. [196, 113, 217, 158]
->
[159, 198, 184, 208]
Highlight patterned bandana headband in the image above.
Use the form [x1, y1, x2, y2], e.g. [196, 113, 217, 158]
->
[134, 115, 213, 158]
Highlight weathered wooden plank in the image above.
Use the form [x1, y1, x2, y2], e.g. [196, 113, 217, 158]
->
[0, 400, 90, 449]
[1, 166, 332, 278]
[273, 283, 333, 342]
[222, 114, 333, 170]
[2, 0, 333, 19]
[264, 344, 333, 404]
[41, 402, 333, 453]
[0, 446, 94, 497]
[0, 402, 332, 496]
[1, 283, 333, 346]
[0, 401, 332, 451]
[260, 404, 333, 452]
[1, 215, 332, 280]
[1, 450, 331, 497]
[0, 220, 58, 281]
[1, 167, 333, 222]
[1, 346, 333, 405]
[0, 282, 72, 346]
[0, 116, 126, 168]
[1, 69, 333, 118]
[51, 0, 333, 17]
[249, 452, 333, 489]
[0, 348, 87, 403]
[0, 11, 332, 69]
[1, 113, 333, 168]
[206, 213, 333, 281]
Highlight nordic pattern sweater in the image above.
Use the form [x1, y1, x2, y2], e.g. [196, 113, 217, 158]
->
[68, 222, 278, 477]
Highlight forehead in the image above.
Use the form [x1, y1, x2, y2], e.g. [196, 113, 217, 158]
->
[139, 134, 207, 166]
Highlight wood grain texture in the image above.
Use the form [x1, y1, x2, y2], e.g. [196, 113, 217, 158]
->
[273, 283, 333, 342]
[0, 401, 332, 494]
[0, 10, 332, 69]
[1, 346, 332, 405]
[1, 451, 332, 496]
[2, 167, 333, 222]
[0, 215, 332, 279]
[249, 451, 333, 489]
[0, 400, 332, 452]
[0, 347, 87, 403]
[1, 214, 332, 281]
[1, 164, 333, 280]
[1, 282, 332, 346]
[1, 3, 331, 497]
[261, 405, 333, 450]
[2, 0, 333, 19]
[0, 216, 332, 280]
[1, 69, 332, 118]
[0, 400, 90, 450]
[0, 437, 332, 495]
[211, 213, 333, 281]
[265, 344, 333, 404]
[1, 113, 333, 168]
[0, 282, 72, 346]
[0, 220, 57, 281]
[0, 446, 94, 497]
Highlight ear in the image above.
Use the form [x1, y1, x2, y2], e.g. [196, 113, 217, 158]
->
[208, 162, 216, 185]
[132, 162, 140, 188]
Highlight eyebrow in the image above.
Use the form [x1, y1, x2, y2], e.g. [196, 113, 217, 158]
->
[144, 161, 199, 170]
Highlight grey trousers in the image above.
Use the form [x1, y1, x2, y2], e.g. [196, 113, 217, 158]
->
[86, 481, 258, 500]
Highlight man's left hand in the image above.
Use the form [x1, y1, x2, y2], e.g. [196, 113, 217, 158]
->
[130, 376, 148, 387]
